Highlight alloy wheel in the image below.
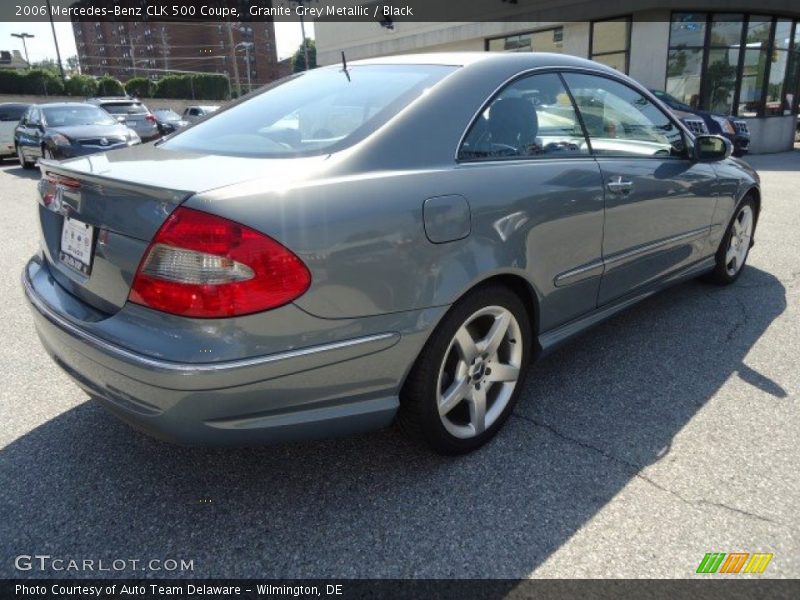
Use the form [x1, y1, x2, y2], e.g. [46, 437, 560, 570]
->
[436, 306, 523, 439]
[725, 205, 753, 277]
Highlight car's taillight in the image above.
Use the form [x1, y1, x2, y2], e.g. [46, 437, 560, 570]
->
[145, 113, 157, 123]
[129, 207, 311, 318]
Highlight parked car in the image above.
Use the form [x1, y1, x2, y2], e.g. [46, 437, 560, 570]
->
[0, 102, 29, 160]
[153, 108, 189, 136]
[23, 53, 760, 454]
[86, 96, 160, 142]
[182, 105, 220, 123]
[14, 102, 140, 167]
[650, 89, 750, 156]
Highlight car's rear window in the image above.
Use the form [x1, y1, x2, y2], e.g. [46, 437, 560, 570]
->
[162, 64, 457, 158]
[101, 102, 147, 115]
[0, 104, 28, 121]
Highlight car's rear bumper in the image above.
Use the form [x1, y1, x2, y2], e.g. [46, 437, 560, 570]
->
[23, 257, 439, 445]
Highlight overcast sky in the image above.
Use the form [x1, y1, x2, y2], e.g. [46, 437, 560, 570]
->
[0, 20, 314, 66]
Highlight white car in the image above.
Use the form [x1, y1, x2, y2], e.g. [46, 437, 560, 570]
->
[0, 103, 29, 159]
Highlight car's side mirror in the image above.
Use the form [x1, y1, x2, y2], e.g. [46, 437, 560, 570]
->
[694, 135, 732, 161]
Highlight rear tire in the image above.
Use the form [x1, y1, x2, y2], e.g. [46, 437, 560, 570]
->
[706, 196, 756, 285]
[398, 284, 531, 455]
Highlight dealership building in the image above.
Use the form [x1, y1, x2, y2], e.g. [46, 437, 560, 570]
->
[314, 0, 800, 153]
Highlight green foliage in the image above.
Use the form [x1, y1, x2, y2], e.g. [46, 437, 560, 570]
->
[95, 76, 125, 96]
[292, 38, 317, 73]
[0, 69, 64, 95]
[124, 77, 152, 98]
[64, 74, 98, 97]
[153, 74, 229, 100]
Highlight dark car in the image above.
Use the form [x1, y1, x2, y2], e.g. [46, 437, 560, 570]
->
[86, 97, 160, 142]
[153, 108, 189, 136]
[651, 89, 750, 156]
[14, 102, 141, 167]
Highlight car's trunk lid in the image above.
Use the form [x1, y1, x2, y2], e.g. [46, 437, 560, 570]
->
[36, 145, 326, 316]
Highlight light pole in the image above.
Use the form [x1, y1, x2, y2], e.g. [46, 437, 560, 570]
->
[11, 33, 34, 68]
[235, 42, 254, 93]
[45, 0, 65, 83]
[287, 0, 315, 71]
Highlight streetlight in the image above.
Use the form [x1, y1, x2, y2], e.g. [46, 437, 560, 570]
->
[235, 42, 254, 93]
[10, 33, 34, 67]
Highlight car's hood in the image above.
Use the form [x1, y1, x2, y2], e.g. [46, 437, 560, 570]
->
[53, 143, 332, 194]
[49, 124, 130, 139]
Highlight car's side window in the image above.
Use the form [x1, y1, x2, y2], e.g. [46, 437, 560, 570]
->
[458, 72, 590, 161]
[29, 108, 40, 127]
[562, 73, 687, 159]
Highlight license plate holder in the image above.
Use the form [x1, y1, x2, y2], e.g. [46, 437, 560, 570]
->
[59, 216, 95, 276]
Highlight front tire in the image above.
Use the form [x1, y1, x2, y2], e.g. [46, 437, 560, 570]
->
[399, 284, 531, 455]
[707, 196, 756, 285]
[17, 145, 34, 169]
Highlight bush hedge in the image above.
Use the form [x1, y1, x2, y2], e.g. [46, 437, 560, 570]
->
[124, 77, 152, 98]
[0, 71, 229, 101]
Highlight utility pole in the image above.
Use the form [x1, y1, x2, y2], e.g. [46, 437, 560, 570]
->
[160, 27, 170, 72]
[45, 0, 65, 83]
[226, 23, 241, 95]
[130, 39, 137, 77]
[10, 33, 34, 68]
[287, 0, 313, 71]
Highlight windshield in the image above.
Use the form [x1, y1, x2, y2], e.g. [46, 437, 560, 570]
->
[156, 109, 181, 121]
[42, 105, 116, 127]
[0, 104, 28, 122]
[163, 64, 456, 158]
[101, 102, 147, 115]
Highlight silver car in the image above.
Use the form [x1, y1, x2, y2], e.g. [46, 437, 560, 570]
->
[24, 53, 760, 454]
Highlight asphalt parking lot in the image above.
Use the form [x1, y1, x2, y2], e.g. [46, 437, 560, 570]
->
[1, 151, 798, 580]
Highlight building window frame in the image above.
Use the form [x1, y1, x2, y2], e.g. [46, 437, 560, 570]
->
[589, 15, 632, 74]
[666, 11, 800, 117]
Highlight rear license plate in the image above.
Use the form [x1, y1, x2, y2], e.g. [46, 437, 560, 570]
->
[59, 216, 95, 276]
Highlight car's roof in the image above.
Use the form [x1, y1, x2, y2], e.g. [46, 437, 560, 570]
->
[35, 102, 97, 109]
[0, 102, 30, 108]
[89, 97, 140, 102]
[348, 51, 609, 70]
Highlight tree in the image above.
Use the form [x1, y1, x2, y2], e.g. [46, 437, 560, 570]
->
[64, 74, 97, 97]
[65, 55, 80, 75]
[96, 76, 125, 96]
[31, 58, 59, 73]
[292, 38, 316, 73]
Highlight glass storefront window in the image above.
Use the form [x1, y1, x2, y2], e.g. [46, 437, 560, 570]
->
[739, 49, 768, 116]
[703, 48, 740, 114]
[670, 13, 706, 47]
[666, 48, 704, 108]
[746, 17, 772, 47]
[709, 15, 744, 47]
[593, 52, 628, 72]
[766, 49, 790, 115]
[774, 20, 792, 49]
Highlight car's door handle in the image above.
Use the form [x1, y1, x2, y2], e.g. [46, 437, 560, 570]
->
[607, 176, 634, 194]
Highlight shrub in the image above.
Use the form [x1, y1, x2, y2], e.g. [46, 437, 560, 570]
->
[64, 74, 98, 97]
[95, 76, 124, 96]
[124, 77, 152, 98]
[153, 74, 229, 100]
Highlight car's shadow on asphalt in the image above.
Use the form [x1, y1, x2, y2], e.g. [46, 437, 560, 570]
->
[0, 267, 786, 579]
[0, 161, 40, 181]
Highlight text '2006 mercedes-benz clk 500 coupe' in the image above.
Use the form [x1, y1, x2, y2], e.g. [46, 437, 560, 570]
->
[24, 53, 760, 454]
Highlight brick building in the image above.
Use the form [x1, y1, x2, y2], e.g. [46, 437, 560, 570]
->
[71, 7, 279, 91]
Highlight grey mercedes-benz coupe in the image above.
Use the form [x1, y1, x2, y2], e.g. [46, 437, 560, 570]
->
[24, 53, 760, 454]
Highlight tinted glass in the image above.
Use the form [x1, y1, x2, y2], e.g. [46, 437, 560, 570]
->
[563, 73, 687, 158]
[101, 102, 147, 115]
[164, 65, 456, 158]
[739, 49, 768, 116]
[43, 105, 116, 126]
[765, 49, 790, 115]
[670, 13, 707, 47]
[458, 73, 589, 160]
[774, 20, 792, 50]
[0, 104, 28, 121]
[709, 15, 744, 47]
[746, 18, 772, 47]
[703, 48, 740, 114]
[666, 48, 704, 108]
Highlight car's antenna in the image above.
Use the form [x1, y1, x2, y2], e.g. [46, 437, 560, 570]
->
[341, 51, 351, 82]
